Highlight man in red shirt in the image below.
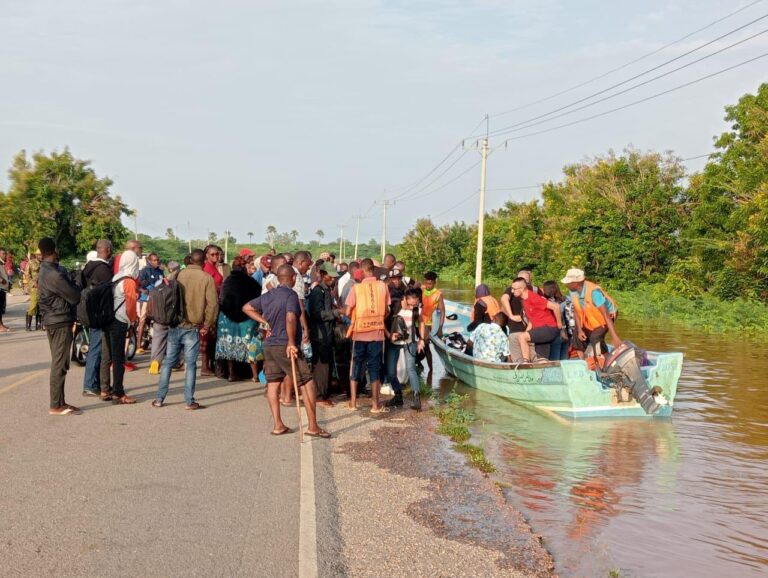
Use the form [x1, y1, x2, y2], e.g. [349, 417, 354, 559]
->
[511, 277, 566, 362]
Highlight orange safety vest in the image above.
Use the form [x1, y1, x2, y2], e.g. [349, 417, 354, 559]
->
[572, 281, 617, 331]
[350, 279, 388, 334]
[471, 295, 501, 321]
[421, 289, 442, 326]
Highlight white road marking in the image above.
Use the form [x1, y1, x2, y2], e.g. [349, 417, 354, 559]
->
[299, 428, 319, 578]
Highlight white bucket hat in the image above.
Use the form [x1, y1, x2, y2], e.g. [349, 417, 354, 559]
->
[561, 268, 586, 284]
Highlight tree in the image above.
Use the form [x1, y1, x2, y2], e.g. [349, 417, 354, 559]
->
[266, 225, 277, 248]
[315, 229, 324, 242]
[0, 149, 131, 258]
[247, 231, 254, 244]
[290, 230, 299, 244]
[208, 231, 217, 243]
[165, 227, 175, 241]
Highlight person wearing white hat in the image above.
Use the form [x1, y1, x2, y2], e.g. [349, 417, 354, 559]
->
[561, 268, 621, 357]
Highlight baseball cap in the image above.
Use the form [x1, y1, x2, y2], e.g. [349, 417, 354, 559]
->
[561, 268, 586, 284]
[261, 254, 273, 267]
[321, 261, 339, 277]
[239, 248, 255, 258]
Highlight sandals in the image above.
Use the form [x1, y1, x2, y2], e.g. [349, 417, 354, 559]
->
[370, 406, 390, 414]
[112, 395, 137, 405]
[151, 399, 164, 408]
[270, 426, 293, 436]
[305, 429, 331, 439]
[99, 393, 113, 402]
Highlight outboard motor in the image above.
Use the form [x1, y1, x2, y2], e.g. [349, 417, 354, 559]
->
[599, 342, 661, 415]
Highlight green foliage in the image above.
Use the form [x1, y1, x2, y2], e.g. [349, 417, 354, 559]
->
[0, 149, 131, 258]
[455, 443, 496, 473]
[432, 391, 496, 473]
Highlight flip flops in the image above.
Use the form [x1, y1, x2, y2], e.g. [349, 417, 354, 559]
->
[370, 406, 390, 414]
[270, 426, 293, 436]
[305, 430, 331, 439]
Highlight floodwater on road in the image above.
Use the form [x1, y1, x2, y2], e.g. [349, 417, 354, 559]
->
[434, 286, 768, 578]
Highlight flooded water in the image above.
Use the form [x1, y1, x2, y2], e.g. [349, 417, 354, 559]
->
[434, 285, 768, 578]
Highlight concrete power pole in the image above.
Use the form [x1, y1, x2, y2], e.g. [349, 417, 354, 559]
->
[337, 224, 345, 262]
[353, 214, 361, 261]
[377, 200, 394, 262]
[475, 136, 489, 287]
[133, 211, 139, 240]
[223, 229, 231, 263]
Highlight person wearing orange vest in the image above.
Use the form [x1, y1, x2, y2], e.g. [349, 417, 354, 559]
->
[345, 258, 391, 412]
[420, 270, 445, 379]
[561, 268, 621, 356]
[467, 283, 502, 332]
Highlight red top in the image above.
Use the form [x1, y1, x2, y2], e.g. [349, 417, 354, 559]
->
[522, 291, 557, 328]
[203, 261, 223, 292]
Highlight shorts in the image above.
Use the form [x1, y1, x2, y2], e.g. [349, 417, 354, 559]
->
[572, 326, 608, 352]
[264, 345, 313, 385]
[351, 340, 383, 383]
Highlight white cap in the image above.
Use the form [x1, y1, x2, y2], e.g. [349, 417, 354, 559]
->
[561, 268, 585, 284]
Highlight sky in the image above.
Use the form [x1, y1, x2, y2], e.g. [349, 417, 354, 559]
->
[1, 0, 766, 247]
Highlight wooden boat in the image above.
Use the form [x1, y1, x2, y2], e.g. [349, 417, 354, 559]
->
[431, 300, 683, 419]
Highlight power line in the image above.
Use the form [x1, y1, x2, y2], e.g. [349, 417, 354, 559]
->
[433, 190, 480, 219]
[490, 26, 768, 136]
[486, 13, 768, 137]
[491, 0, 764, 118]
[401, 158, 482, 202]
[499, 51, 768, 143]
[681, 153, 712, 161]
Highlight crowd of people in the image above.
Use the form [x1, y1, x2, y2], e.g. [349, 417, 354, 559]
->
[5, 236, 620, 437]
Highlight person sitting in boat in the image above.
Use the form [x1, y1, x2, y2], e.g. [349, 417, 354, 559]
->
[467, 311, 510, 363]
[467, 283, 502, 332]
[511, 277, 566, 362]
[561, 268, 621, 357]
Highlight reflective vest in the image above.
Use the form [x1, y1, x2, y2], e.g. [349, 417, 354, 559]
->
[471, 295, 501, 321]
[572, 281, 617, 331]
[351, 279, 388, 334]
[422, 288, 442, 326]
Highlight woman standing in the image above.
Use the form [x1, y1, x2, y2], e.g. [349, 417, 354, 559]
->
[216, 257, 262, 382]
[107, 250, 140, 404]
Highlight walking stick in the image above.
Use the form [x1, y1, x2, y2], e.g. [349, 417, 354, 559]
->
[290, 352, 305, 443]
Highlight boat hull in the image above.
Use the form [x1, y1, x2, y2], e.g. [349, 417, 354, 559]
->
[433, 300, 682, 419]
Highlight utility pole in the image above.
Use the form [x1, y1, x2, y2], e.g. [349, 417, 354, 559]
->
[376, 200, 394, 261]
[223, 229, 231, 263]
[133, 211, 139, 240]
[353, 214, 361, 261]
[466, 115, 506, 287]
[337, 224, 345, 262]
[187, 221, 192, 254]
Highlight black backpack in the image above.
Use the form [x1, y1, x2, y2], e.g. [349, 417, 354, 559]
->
[147, 280, 185, 327]
[77, 276, 128, 329]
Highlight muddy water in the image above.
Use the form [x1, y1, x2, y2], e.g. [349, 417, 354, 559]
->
[434, 286, 768, 577]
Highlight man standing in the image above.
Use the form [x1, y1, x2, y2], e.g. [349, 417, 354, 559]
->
[149, 260, 181, 375]
[153, 249, 218, 409]
[136, 252, 164, 354]
[0, 247, 10, 332]
[345, 258, 390, 412]
[561, 268, 621, 356]
[25, 250, 41, 331]
[37, 237, 82, 415]
[243, 264, 330, 438]
[81, 240, 114, 397]
[308, 264, 340, 407]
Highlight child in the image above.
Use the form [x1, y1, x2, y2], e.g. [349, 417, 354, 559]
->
[388, 288, 427, 410]
[420, 271, 445, 380]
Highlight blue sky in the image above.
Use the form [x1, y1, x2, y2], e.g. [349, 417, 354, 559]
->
[1, 0, 766, 247]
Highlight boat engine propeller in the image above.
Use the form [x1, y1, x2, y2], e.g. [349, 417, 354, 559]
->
[598, 342, 661, 415]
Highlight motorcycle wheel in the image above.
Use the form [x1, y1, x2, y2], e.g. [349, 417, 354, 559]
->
[72, 328, 88, 366]
[126, 327, 137, 360]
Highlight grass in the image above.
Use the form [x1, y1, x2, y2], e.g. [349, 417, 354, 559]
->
[432, 391, 496, 474]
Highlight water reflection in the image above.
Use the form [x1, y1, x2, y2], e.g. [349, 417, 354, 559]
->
[434, 285, 768, 577]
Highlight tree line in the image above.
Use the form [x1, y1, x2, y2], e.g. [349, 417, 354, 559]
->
[400, 83, 768, 301]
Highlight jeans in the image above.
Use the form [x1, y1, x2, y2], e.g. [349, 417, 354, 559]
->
[83, 326, 102, 393]
[151, 322, 169, 363]
[156, 326, 200, 405]
[351, 340, 383, 383]
[386, 343, 420, 394]
[549, 332, 569, 360]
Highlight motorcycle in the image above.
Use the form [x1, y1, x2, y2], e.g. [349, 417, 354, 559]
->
[71, 321, 137, 366]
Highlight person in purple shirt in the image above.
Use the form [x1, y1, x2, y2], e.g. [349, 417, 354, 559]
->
[242, 264, 330, 439]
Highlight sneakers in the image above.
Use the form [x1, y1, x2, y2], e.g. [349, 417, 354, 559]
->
[385, 392, 404, 408]
[124, 362, 137, 372]
[185, 402, 205, 410]
[148, 360, 160, 375]
[411, 393, 422, 411]
[82, 389, 100, 397]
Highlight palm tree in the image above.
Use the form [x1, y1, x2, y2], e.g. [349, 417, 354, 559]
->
[247, 231, 254, 244]
[315, 229, 324, 243]
[266, 225, 277, 248]
[290, 230, 299, 244]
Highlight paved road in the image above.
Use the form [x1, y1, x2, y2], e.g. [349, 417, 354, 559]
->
[0, 294, 319, 577]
